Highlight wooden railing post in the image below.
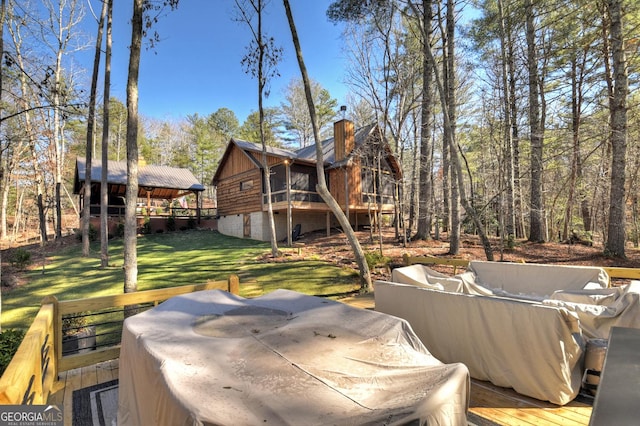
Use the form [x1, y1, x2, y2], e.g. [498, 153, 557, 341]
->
[41, 295, 60, 380]
[228, 274, 240, 295]
[0, 299, 56, 404]
[0, 276, 244, 398]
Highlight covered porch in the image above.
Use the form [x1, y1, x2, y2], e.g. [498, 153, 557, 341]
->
[73, 157, 209, 233]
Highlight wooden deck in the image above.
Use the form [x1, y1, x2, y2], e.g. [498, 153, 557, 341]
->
[48, 359, 119, 426]
[50, 293, 593, 426]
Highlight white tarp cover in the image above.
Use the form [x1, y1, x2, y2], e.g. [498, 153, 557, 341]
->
[375, 280, 582, 405]
[544, 281, 640, 339]
[391, 263, 640, 340]
[117, 289, 470, 426]
[381, 262, 640, 405]
[463, 260, 609, 299]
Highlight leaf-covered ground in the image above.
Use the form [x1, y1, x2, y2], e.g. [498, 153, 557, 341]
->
[289, 228, 640, 281]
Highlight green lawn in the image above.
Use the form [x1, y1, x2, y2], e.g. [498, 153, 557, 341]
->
[2, 230, 360, 330]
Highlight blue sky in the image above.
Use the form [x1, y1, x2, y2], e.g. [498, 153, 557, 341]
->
[82, 0, 348, 124]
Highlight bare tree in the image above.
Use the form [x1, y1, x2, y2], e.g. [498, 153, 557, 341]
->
[0, 0, 7, 241]
[124, 0, 143, 295]
[41, 0, 84, 242]
[124, 0, 179, 297]
[101, 0, 113, 268]
[6, 3, 49, 244]
[235, 0, 282, 256]
[283, 0, 372, 291]
[438, 0, 460, 254]
[0, 0, 5, 330]
[83, 0, 107, 256]
[407, 1, 494, 260]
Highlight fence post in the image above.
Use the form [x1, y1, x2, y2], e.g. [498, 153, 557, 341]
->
[41, 295, 59, 380]
[228, 274, 240, 295]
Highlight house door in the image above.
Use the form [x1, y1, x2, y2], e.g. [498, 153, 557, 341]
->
[243, 214, 251, 238]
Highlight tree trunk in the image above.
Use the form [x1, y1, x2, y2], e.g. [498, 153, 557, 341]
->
[0, 0, 8, 242]
[124, 0, 143, 296]
[604, 0, 627, 257]
[34, 159, 47, 244]
[498, 0, 515, 242]
[408, 110, 419, 235]
[283, 0, 372, 291]
[443, 0, 459, 254]
[525, 0, 545, 242]
[563, 54, 579, 242]
[20, 90, 47, 244]
[257, 0, 279, 257]
[409, 1, 494, 261]
[415, 0, 434, 241]
[509, 36, 525, 238]
[53, 37, 63, 242]
[83, 0, 107, 256]
[100, 0, 112, 268]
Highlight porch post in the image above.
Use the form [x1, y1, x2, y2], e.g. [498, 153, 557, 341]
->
[286, 160, 292, 246]
[326, 211, 331, 237]
[196, 192, 201, 224]
[344, 168, 349, 217]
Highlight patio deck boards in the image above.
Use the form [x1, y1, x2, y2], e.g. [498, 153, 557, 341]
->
[49, 293, 593, 425]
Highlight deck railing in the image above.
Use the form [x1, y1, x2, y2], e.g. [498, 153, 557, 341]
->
[0, 275, 240, 405]
[87, 205, 217, 218]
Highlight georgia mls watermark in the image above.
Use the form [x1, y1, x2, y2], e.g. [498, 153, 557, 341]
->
[0, 405, 63, 426]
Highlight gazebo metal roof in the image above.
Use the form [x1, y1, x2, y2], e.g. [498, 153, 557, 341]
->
[74, 157, 204, 200]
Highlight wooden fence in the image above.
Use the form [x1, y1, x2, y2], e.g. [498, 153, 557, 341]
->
[0, 276, 239, 405]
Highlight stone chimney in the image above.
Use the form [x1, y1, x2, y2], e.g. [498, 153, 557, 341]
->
[334, 119, 354, 162]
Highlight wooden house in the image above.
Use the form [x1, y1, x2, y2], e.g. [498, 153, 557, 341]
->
[212, 119, 402, 241]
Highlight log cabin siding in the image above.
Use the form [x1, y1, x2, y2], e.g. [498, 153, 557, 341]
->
[215, 144, 286, 216]
[215, 145, 259, 181]
[216, 169, 263, 215]
[329, 160, 364, 207]
[350, 159, 363, 205]
[212, 121, 402, 240]
[329, 168, 347, 206]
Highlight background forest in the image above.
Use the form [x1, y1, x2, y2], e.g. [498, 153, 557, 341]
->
[0, 0, 638, 259]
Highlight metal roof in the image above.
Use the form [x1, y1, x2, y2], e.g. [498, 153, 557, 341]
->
[212, 122, 402, 184]
[294, 123, 377, 164]
[231, 123, 378, 165]
[232, 139, 297, 160]
[74, 157, 204, 198]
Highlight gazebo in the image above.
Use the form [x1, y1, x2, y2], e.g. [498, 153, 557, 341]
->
[73, 157, 207, 232]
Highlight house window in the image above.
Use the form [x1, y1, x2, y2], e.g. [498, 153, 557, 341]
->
[240, 180, 254, 191]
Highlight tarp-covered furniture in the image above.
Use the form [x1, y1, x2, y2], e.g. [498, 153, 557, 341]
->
[459, 260, 610, 300]
[375, 261, 633, 405]
[118, 289, 470, 425]
[543, 283, 640, 340]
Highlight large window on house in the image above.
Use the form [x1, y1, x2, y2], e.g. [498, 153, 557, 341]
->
[361, 161, 395, 205]
[268, 163, 324, 203]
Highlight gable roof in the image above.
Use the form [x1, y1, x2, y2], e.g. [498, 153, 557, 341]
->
[74, 157, 204, 199]
[212, 123, 387, 184]
[295, 123, 377, 164]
